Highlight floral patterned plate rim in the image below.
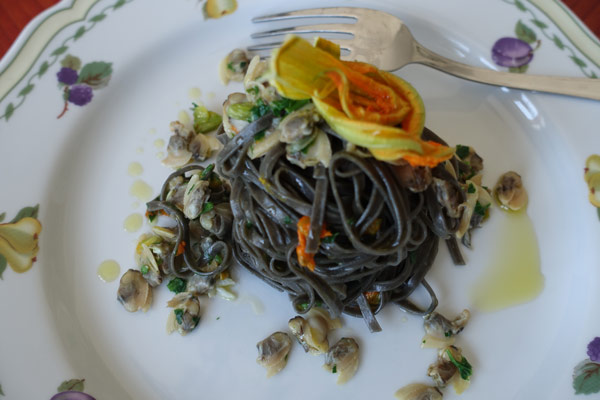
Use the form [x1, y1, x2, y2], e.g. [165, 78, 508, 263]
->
[0, 0, 599, 399]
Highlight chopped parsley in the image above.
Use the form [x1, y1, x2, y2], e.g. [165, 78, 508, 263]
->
[212, 253, 223, 265]
[140, 265, 149, 275]
[216, 316, 221, 320]
[332, 365, 337, 373]
[346, 217, 356, 226]
[322, 232, 339, 244]
[270, 97, 310, 117]
[467, 183, 476, 194]
[190, 102, 199, 110]
[246, 86, 259, 96]
[250, 98, 271, 121]
[444, 331, 452, 338]
[283, 215, 293, 225]
[226, 62, 235, 71]
[446, 349, 472, 380]
[200, 164, 215, 180]
[455, 144, 470, 159]
[240, 61, 247, 69]
[298, 300, 323, 312]
[245, 220, 254, 229]
[254, 130, 266, 141]
[174, 309, 184, 325]
[201, 202, 214, 214]
[474, 201, 490, 217]
[167, 278, 187, 294]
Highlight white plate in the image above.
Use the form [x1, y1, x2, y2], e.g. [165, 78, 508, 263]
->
[1, 0, 600, 399]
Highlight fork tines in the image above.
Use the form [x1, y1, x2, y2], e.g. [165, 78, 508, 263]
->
[249, 8, 358, 55]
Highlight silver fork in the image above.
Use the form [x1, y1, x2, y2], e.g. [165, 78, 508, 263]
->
[249, 7, 600, 101]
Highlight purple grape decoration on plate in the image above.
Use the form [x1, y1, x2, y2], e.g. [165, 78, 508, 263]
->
[491, 20, 541, 73]
[55, 55, 113, 118]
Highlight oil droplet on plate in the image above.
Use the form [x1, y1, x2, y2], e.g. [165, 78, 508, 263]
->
[178, 110, 191, 127]
[127, 162, 143, 177]
[136, 147, 144, 154]
[123, 213, 143, 233]
[153, 138, 165, 149]
[156, 151, 165, 159]
[188, 87, 202, 99]
[471, 211, 544, 312]
[132, 201, 140, 209]
[207, 92, 216, 100]
[97, 260, 121, 283]
[149, 128, 156, 135]
[129, 179, 153, 202]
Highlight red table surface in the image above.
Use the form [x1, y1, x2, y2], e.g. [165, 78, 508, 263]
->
[0, 0, 599, 59]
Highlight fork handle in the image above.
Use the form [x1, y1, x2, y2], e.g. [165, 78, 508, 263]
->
[412, 42, 600, 100]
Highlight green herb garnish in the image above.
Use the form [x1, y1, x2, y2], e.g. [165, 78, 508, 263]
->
[140, 265, 149, 275]
[474, 201, 490, 217]
[174, 309, 184, 325]
[270, 97, 310, 116]
[226, 62, 235, 71]
[444, 331, 452, 338]
[200, 164, 215, 180]
[332, 365, 337, 373]
[322, 232, 339, 244]
[446, 349, 472, 380]
[246, 86, 259, 96]
[213, 253, 223, 265]
[254, 130, 266, 141]
[346, 217, 356, 226]
[283, 215, 292, 225]
[245, 220, 254, 229]
[467, 183, 476, 194]
[456, 144, 470, 159]
[201, 202, 214, 214]
[167, 278, 187, 294]
[250, 98, 271, 121]
[240, 61, 247, 69]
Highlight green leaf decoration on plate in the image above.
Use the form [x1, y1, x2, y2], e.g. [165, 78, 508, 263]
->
[90, 13, 107, 22]
[38, 61, 49, 77]
[573, 360, 600, 394]
[4, 103, 14, 121]
[114, 0, 126, 9]
[74, 26, 87, 40]
[514, 0, 527, 12]
[10, 205, 39, 223]
[515, 20, 537, 44]
[77, 62, 113, 89]
[18, 84, 35, 97]
[552, 35, 564, 50]
[57, 378, 85, 392]
[531, 19, 547, 29]
[51, 46, 69, 56]
[570, 56, 587, 68]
